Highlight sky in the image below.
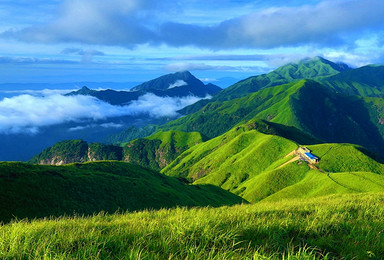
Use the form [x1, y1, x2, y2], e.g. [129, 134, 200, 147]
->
[1, 0, 384, 86]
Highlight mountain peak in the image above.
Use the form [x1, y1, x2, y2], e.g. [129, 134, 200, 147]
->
[65, 86, 94, 96]
[174, 70, 192, 76]
[273, 56, 351, 81]
[296, 56, 351, 72]
[80, 86, 91, 91]
[214, 56, 351, 101]
[131, 70, 205, 92]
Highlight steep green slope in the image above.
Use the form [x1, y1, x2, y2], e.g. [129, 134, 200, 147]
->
[105, 124, 159, 145]
[163, 124, 298, 181]
[322, 65, 384, 97]
[0, 161, 243, 223]
[161, 79, 384, 155]
[123, 130, 206, 170]
[162, 80, 305, 138]
[29, 140, 123, 165]
[289, 81, 384, 154]
[179, 57, 349, 114]
[208, 57, 349, 102]
[163, 122, 384, 203]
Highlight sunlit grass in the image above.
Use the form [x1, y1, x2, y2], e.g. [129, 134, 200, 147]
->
[1, 192, 383, 259]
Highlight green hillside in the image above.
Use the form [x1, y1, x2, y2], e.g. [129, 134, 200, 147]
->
[107, 57, 384, 147]
[162, 80, 306, 139]
[178, 57, 349, 115]
[29, 140, 123, 165]
[0, 161, 243, 223]
[322, 65, 384, 97]
[29, 131, 206, 170]
[289, 81, 384, 154]
[105, 124, 159, 145]
[160, 80, 384, 155]
[208, 56, 349, 102]
[163, 122, 384, 203]
[123, 130, 206, 170]
[1, 193, 383, 259]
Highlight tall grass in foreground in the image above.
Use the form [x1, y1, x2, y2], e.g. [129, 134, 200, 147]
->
[1, 192, 384, 259]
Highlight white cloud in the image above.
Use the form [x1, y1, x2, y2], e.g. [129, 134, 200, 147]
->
[0, 92, 206, 134]
[199, 78, 218, 82]
[68, 122, 124, 132]
[168, 80, 187, 89]
[0, 89, 76, 96]
[165, 62, 266, 73]
[4, 0, 384, 50]
[125, 93, 208, 118]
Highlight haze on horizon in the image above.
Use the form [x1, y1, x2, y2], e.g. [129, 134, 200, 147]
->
[1, 0, 384, 85]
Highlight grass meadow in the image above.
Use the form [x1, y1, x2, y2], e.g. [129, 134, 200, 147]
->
[1, 192, 383, 259]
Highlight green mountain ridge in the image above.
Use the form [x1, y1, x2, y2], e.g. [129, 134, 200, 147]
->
[214, 56, 350, 101]
[31, 78, 384, 169]
[106, 58, 384, 152]
[159, 79, 384, 155]
[29, 131, 206, 171]
[3, 56, 384, 259]
[321, 64, 384, 97]
[163, 120, 384, 203]
[180, 57, 350, 115]
[0, 161, 243, 223]
[28, 140, 124, 165]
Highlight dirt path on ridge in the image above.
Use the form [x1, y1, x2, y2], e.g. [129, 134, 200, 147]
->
[276, 156, 299, 169]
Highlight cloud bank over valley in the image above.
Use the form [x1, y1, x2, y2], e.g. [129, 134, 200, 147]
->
[0, 92, 205, 135]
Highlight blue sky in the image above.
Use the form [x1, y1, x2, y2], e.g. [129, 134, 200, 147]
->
[1, 0, 384, 86]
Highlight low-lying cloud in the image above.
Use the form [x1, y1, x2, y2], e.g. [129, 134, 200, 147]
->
[0, 92, 206, 134]
[0, 89, 76, 96]
[126, 93, 205, 117]
[168, 80, 187, 89]
[165, 62, 266, 73]
[68, 122, 124, 132]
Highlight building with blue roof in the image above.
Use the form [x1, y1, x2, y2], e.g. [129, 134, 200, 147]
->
[296, 147, 319, 164]
[304, 152, 319, 163]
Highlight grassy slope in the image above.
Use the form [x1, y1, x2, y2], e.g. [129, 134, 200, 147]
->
[0, 161, 243, 223]
[160, 79, 384, 155]
[289, 81, 384, 154]
[321, 65, 384, 97]
[163, 123, 384, 203]
[146, 130, 206, 149]
[1, 193, 383, 259]
[123, 130, 206, 170]
[161, 80, 305, 139]
[213, 56, 348, 101]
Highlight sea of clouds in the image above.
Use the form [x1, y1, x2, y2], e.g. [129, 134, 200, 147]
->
[0, 91, 206, 134]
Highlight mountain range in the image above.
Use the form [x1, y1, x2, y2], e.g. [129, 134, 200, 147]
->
[5, 56, 384, 222]
[66, 71, 221, 105]
[0, 71, 218, 161]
